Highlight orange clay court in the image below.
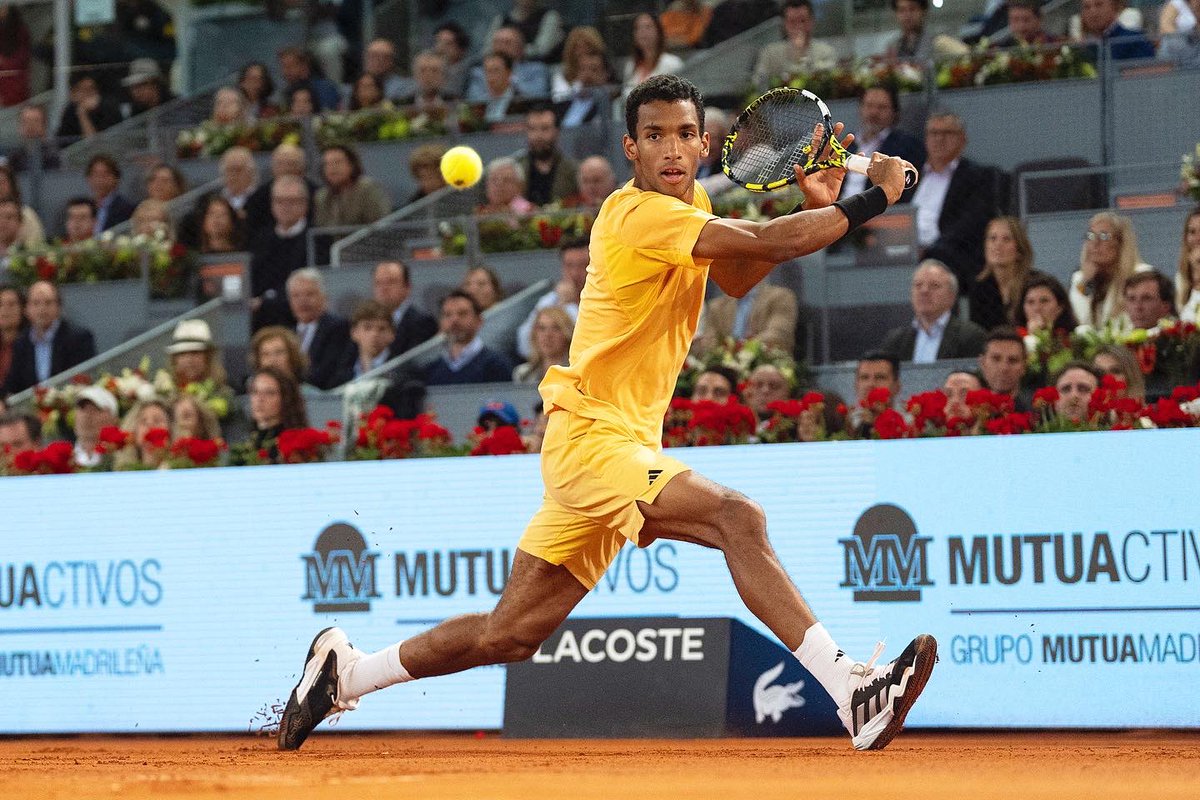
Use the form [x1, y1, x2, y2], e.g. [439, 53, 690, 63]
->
[2, 731, 1198, 799]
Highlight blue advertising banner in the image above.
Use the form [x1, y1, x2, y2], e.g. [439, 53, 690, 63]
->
[2, 430, 1199, 733]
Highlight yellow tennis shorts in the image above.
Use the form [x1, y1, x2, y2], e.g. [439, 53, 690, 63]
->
[517, 410, 691, 588]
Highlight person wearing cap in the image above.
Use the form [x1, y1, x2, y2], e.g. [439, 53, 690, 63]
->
[166, 319, 230, 396]
[72, 385, 119, 469]
[477, 400, 521, 432]
[3, 281, 96, 395]
[122, 57, 173, 118]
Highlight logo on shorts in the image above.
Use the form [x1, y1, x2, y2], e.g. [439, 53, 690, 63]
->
[648, 469, 663, 486]
[753, 662, 805, 723]
[839, 503, 933, 602]
[301, 523, 381, 613]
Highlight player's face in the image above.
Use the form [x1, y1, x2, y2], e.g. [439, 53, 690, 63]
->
[624, 99, 708, 202]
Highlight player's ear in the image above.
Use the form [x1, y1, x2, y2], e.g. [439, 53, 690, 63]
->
[700, 131, 710, 158]
[622, 134, 638, 162]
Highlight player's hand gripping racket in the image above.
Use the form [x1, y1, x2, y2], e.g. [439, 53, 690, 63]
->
[721, 87, 919, 193]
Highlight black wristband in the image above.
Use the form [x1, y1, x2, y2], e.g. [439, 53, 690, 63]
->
[832, 185, 889, 232]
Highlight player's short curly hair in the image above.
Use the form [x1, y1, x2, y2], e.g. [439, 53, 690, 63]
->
[624, 74, 705, 139]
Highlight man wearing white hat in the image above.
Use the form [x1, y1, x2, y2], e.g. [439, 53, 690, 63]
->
[73, 386, 119, 468]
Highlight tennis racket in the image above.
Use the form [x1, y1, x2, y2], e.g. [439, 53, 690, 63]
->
[721, 87, 919, 193]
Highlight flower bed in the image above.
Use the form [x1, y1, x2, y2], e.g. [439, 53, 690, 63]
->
[5, 233, 194, 299]
[440, 210, 596, 255]
[769, 60, 925, 100]
[935, 44, 1097, 90]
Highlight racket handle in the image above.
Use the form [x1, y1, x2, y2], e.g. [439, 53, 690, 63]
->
[845, 153, 919, 189]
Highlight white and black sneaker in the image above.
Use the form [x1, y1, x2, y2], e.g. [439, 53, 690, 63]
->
[277, 627, 361, 751]
[840, 634, 937, 751]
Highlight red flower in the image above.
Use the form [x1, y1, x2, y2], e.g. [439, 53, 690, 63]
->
[835, 403, 848, 416]
[1170, 385, 1200, 403]
[1133, 343, 1157, 375]
[905, 391, 948, 428]
[142, 427, 171, 450]
[470, 425, 527, 456]
[11, 448, 41, 473]
[799, 391, 825, 408]
[1100, 374, 1127, 394]
[278, 427, 333, 463]
[366, 405, 395, 426]
[864, 386, 892, 410]
[985, 412, 1033, 436]
[97, 425, 131, 454]
[41, 441, 76, 474]
[1032, 386, 1060, 408]
[170, 242, 187, 259]
[766, 399, 805, 417]
[1142, 398, 1191, 428]
[171, 437, 223, 466]
[873, 408, 910, 440]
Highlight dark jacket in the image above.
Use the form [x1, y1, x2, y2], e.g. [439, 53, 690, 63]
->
[878, 315, 988, 362]
[97, 193, 136, 232]
[904, 157, 1003, 290]
[390, 305, 438, 358]
[423, 345, 513, 385]
[243, 178, 318, 240]
[303, 312, 351, 390]
[248, 226, 307, 330]
[3, 318, 97, 395]
[847, 129, 926, 187]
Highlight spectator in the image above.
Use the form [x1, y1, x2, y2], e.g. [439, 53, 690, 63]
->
[243, 143, 315, 238]
[752, 0, 837, 89]
[211, 86, 249, 126]
[348, 73, 386, 111]
[522, 400, 550, 452]
[1175, 208, 1200, 321]
[520, 106, 578, 206]
[565, 156, 617, 208]
[551, 26, 607, 101]
[691, 365, 740, 403]
[1161, 12, 1200, 65]
[361, 38, 407, 99]
[287, 84, 321, 117]
[286, 267, 350, 390]
[969, 216, 1035, 332]
[372, 260, 437, 357]
[0, 6, 30, 107]
[171, 393, 222, 441]
[86, 154, 136, 234]
[1092, 344, 1146, 402]
[696, 107, 735, 195]
[0, 411, 40, 467]
[1076, 0, 1155, 60]
[1069, 211, 1152, 328]
[335, 300, 397, 380]
[145, 163, 186, 203]
[461, 265, 505, 313]
[122, 58, 173, 118]
[994, 0, 1060, 47]
[1051, 361, 1099, 423]
[131, 199, 173, 239]
[56, 74, 122, 141]
[196, 195, 246, 254]
[0, 167, 42, 246]
[243, 366, 308, 463]
[238, 61, 278, 119]
[249, 325, 308, 384]
[407, 144, 447, 205]
[3, 281, 96, 395]
[433, 21, 471, 97]
[478, 400, 521, 433]
[485, 0, 564, 62]
[1122, 271, 1176, 330]
[1014, 272, 1078, 334]
[219, 146, 259, 213]
[424, 290, 513, 385]
[396, 51, 455, 111]
[479, 157, 535, 215]
[0, 284, 23, 388]
[848, 351, 902, 436]
[1180, 246, 1200, 323]
[0, 200, 21, 266]
[314, 145, 390, 227]
[474, 52, 521, 123]
[474, 25, 551, 99]
[514, 306, 572, 384]
[4, 105, 61, 173]
[165, 319, 229, 393]
[249, 175, 309, 330]
[63, 198, 97, 244]
[942, 368, 983, 420]
[909, 112, 1000, 291]
[888, 0, 934, 60]
[978, 327, 1028, 410]
[1160, 0, 1198, 34]
[72, 386, 119, 469]
[623, 13, 683, 95]
[516, 236, 588, 359]
[555, 51, 615, 128]
[695, 280, 800, 356]
[662, 0, 714, 50]
[840, 86, 925, 199]
[880, 259, 986, 363]
[114, 399, 173, 470]
[277, 46, 341, 111]
[744, 364, 792, 420]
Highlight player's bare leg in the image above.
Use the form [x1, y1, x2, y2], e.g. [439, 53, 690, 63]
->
[638, 470, 937, 750]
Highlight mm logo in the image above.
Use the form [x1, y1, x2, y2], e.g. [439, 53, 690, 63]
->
[839, 504, 933, 602]
[301, 523, 381, 613]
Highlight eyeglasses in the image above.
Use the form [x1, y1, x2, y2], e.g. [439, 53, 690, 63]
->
[1085, 230, 1115, 242]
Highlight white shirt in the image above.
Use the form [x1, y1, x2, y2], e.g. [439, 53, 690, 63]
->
[74, 442, 102, 468]
[912, 158, 959, 247]
[1179, 288, 1200, 324]
[841, 127, 891, 197]
[275, 219, 306, 239]
[443, 335, 485, 372]
[912, 310, 951, 364]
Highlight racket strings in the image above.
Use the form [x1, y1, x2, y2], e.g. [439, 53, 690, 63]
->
[727, 95, 825, 186]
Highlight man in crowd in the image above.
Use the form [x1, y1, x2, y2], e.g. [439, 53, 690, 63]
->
[398, 51, 458, 111]
[3, 105, 61, 172]
[993, 0, 1059, 47]
[1123, 271, 1176, 330]
[277, 46, 342, 111]
[519, 106, 578, 208]
[566, 156, 618, 208]
[555, 51, 613, 128]
[85, 154, 135, 234]
[63, 198, 97, 243]
[879, 259, 986, 363]
[244, 143, 315, 238]
[72, 385, 119, 468]
[888, 0, 934, 59]
[0, 411, 40, 468]
[693, 281, 799, 355]
[848, 351, 902, 437]
[373, 260, 437, 357]
[908, 112, 1001, 291]
[474, 53, 520, 123]
[286, 268, 350, 390]
[468, 25, 550, 100]
[433, 21, 472, 97]
[3, 281, 97, 395]
[362, 38, 408, 99]
[338, 300, 397, 380]
[690, 366, 741, 404]
[978, 327, 1028, 410]
[1052, 361, 1099, 422]
[1076, 0, 1155, 60]
[423, 290, 513, 385]
[122, 58, 173, 118]
[249, 175, 309, 330]
[752, 0, 837, 88]
[516, 236, 588, 360]
[841, 86, 925, 198]
[743, 364, 791, 421]
[697, 108, 734, 195]
[219, 147, 259, 213]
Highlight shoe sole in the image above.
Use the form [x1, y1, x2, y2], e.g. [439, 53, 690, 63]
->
[278, 627, 338, 751]
[863, 634, 937, 751]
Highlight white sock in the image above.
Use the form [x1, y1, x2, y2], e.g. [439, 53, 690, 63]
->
[792, 623, 852, 709]
[338, 642, 414, 700]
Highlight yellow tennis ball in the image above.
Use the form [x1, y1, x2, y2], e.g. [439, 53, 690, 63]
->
[440, 146, 484, 189]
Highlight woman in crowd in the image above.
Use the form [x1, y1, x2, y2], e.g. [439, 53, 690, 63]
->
[1092, 344, 1146, 402]
[131, 199, 173, 239]
[210, 86, 249, 126]
[145, 164, 187, 203]
[1069, 211, 1152, 328]
[238, 62, 278, 119]
[287, 84, 321, 117]
[0, 6, 31, 107]
[0, 164, 44, 247]
[0, 284, 24, 389]
[970, 216, 1036, 332]
[313, 145, 390, 227]
[196, 195, 245, 254]
[514, 306, 572, 383]
[623, 13, 683, 95]
[1014, 272, 1078, 334]
[349, 73, 387, 111]
[1174, 207, 1200, 322]
[249, 326, 308, 384]
[166, 319, 231, 396]
[461, 265, 505, 313]
[407, 144, 447, 205]
[551, 26, 607, 100]
[1051, 361, 1099, 423]
[243, 366, 308, 463]
[478, 157, 535, 216]
[115, 399, 173, 470]
[172, 393, 222, 442]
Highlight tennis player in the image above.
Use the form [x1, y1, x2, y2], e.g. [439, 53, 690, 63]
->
[279, 75, 935, 751]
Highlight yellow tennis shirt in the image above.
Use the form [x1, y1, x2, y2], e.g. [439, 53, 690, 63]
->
[539, 180, 716, 447]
